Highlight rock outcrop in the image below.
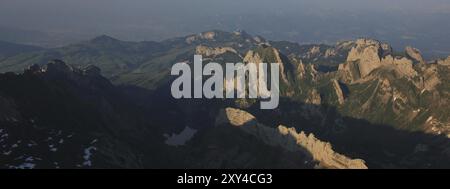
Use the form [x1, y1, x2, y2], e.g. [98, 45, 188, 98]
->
[405, 46, 426, 64]
[437, 56, 450, 66]
[243, 46, 289, 85]
[307, 64, 319, 82]
[332, 80, 345, 105]
[324, 48, 337, 58]
[215, 108, 257, 127]
[41, 59, 74, 76]
[338, 61, 361, 82]
[296, 61, 306, 79]
[420, 64, 441, 92]
[381, 55, 417, 77]
[23, 60, 109, 89]
[340, 39, 418, 82]
[305, 89, 322, 105]
[185, 31, 217, 44]
[306, 46, 321, 59]
[216, 108, 368, 169]
[195, 45, 238, 57]
[335, 41, 355, 51]
[423, 116, 450, 137]
[346, 39, 384, 78]
[27, 60, 100, 78]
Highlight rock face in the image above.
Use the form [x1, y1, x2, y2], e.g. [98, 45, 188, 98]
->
[296, 61, 306, 79]
[306, 89, 322, 105]
[405, 46, 426, 64]
[324, 48, 337, 58]
[346, 39, 385, 78]
[201, 31, 216, 40]
[381, 55, 417, 77]
[216, 108, 368, 169]
[420, 64, 441, 92]
[332, 80, 345, 105]
[243, 50, 262, 64]
[195, 45, 238, 57]
[340, 38, 418, 82]
[216, 108, 257, 127]
[306, 46, 321, 59]
[243, 46, 289, 85]
[185, 31, 217, 44]
[423, 116, 450, 137]
[338, 61, 360, 82]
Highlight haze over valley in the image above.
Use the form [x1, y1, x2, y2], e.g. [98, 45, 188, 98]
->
[1, 0, 450, 59]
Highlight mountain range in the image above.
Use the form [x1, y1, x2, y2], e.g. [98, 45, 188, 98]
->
[0, 30, 449, 168]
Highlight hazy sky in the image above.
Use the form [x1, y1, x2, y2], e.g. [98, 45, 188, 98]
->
[0, 0, 449, 57]
[1, 0, 448, 33]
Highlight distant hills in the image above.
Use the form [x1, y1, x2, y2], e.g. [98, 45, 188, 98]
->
[0, 40, 43, 60]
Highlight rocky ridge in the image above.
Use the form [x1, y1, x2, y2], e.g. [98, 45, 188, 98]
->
[216, 107, 368, 169]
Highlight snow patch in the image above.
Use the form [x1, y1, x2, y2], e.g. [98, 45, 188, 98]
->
[164, 126, 197, 147]
[83, 146, 97, 167]
[9, 163, 35, 169]
[90, 139, 98, 144]
[49, 144, 57, 152]
[27, 140, 38, 147]
[1, 133, 8, 138]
